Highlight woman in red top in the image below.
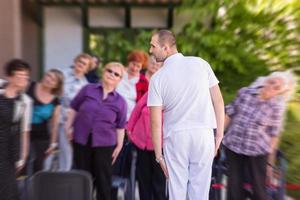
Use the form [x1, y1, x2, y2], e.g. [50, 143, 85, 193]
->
[126, 56, 166, 200]
[116, 50, 149, 121]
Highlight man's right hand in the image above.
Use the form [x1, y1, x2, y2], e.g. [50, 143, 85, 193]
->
[158, 158, 169, 178]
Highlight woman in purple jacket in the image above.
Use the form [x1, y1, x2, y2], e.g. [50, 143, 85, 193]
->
[65, 62, 127, 200]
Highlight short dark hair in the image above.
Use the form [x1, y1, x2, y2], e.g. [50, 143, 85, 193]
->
[155, 29, 177, 48]
[91, 55, 102, 66]
[4, 59, 31, 76]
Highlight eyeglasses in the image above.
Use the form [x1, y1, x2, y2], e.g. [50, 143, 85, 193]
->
[78, 59, 89, 66]
[13, 72, 30, 81]
[266, 79, 282, 91]
[106, 68, 122, 78]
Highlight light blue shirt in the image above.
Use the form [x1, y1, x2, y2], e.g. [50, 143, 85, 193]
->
[60, 67, 88, 122]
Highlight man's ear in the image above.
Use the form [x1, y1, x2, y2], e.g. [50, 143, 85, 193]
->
[163, 45, 168, 52]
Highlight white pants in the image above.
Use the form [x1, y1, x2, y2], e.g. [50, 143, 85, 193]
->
[163, 128, 215, 200]
[58, 123, 73, 171]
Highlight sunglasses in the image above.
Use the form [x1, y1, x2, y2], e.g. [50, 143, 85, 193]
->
[106, 68, 122, 78]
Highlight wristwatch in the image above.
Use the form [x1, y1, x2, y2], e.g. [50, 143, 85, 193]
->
[50, 142, 58, 149]
[16, 159, 25, 168]
[155, 155, 164, 163]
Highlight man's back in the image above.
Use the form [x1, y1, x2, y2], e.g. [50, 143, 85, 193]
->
[148, 53, 218, 137]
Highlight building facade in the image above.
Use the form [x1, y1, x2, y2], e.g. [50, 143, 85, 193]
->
[0, 0, 189, 79]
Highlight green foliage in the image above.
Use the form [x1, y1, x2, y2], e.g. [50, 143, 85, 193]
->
[177, 0, 300, 95]
[89, 29, 154, 67]
[280, 102, 300, 199]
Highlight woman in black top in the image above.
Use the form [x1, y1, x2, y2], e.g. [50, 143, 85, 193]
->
[0, 59, 31, 200]
[26, 69, 64, 174]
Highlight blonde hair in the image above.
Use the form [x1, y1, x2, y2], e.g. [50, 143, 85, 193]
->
[47, 69, 64, 96]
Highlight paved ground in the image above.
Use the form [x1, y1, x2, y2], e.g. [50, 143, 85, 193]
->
[116, 179, 296, 200]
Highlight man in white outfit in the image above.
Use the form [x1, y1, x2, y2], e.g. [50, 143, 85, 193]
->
[147, 30, 224, 200]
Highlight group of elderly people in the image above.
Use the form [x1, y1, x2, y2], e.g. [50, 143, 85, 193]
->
[0, 34, 298, 200]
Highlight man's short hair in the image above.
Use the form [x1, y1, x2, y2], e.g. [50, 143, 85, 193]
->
[155, 29, 177, 48]
[4, 59, 31, 76]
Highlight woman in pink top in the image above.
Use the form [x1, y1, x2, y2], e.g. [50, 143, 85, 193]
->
[126, 56, 166, 200]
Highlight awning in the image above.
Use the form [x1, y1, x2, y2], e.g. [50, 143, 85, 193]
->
[30, 0, 181, 6]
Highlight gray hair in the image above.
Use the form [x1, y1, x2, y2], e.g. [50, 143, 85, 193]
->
[250, 76, 267, 88]
[250, 70, 297, 102]
[266, 70, 297, 101]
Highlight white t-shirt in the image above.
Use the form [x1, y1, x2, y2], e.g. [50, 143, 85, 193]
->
[116, 71, 139, 121]
[147, 53, 219, 138]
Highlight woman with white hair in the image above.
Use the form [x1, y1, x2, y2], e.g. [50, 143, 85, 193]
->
[222, 70, 297, 200]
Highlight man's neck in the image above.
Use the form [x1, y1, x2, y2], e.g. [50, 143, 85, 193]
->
[167, 49, 179, 58]
[4, 84, 21, 98]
